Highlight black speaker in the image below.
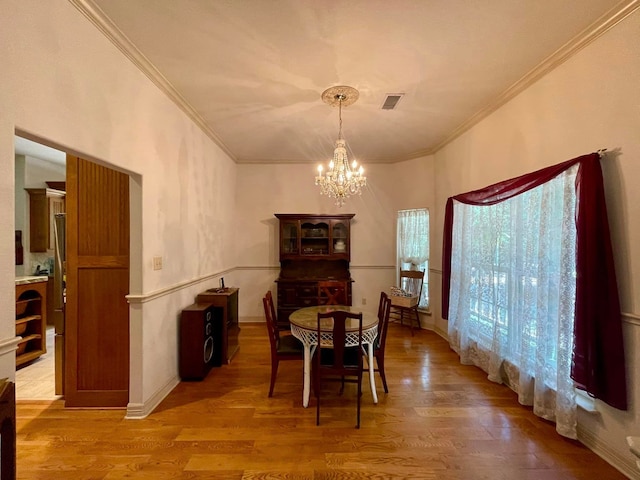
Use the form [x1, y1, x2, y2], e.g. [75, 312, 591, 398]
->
[179, 302, 220, 380]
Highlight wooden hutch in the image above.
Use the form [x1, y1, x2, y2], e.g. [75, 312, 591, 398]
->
[275, 213, 354, 328]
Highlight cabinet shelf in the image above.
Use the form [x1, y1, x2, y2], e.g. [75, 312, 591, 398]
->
[15, 282, 47, 367]
[16, 350, 46, 365]
[16, 334, 42, 344]
[16, 315, 42, 325]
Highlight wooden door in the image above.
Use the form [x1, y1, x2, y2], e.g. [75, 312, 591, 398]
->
[64, 155, 130, 407]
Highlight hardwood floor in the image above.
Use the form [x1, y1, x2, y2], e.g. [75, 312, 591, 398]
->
[16, 322, 626, 479]
[15, 326, 58, 400]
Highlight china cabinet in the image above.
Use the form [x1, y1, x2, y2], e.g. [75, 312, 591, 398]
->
[274, 214, 354, 328]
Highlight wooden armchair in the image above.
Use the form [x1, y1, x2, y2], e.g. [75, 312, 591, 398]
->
[389, 269, 424, 335]
[314, 310, 364, 428]
[369, 291, 392, 393]
[263, 291, 303, 397]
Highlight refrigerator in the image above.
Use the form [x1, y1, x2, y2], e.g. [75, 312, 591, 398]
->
[53, 213, 65, 395]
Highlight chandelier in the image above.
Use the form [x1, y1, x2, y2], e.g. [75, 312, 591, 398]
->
[315, 85, 366, 207]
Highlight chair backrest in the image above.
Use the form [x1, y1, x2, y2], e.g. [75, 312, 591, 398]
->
[263, 291, 279, 350]
[316, 310, 363, 371]
[399, 269, 425, 299]
[376, 291, 392, 351]
[317, 280, 348, 305]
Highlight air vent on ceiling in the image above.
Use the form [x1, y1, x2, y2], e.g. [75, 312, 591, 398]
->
[381, 93, 404, 110]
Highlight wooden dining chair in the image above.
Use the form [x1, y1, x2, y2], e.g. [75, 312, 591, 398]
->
[263, 291, 303, 397]
[368, 291, 392, 393]
[389, 269, 424, 335]
[314, 310, 364, 428]
[317, 280, 348, 305]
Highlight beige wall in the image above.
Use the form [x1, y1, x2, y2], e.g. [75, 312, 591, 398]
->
[432, 9, 640, 477]
[1, 0, 237, 415]
[234, 157, 435, 321]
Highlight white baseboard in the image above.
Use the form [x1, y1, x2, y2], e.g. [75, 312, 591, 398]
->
[578, 423, 640, 479]
[125, 375, 180, 419]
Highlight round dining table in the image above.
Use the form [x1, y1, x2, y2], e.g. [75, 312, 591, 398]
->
[288, 305, 379, 408]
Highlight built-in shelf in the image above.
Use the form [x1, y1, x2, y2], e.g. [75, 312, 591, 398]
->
[15, 281, 47, 367]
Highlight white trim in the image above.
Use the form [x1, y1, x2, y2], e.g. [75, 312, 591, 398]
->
[69, 0, 236, 162]
[126, 375, 180, 419]
[126, 268, 234, 304]
[350, 264, 396, 270]
[0, 336, 21, 357]
[622, 311, 640, 326]
[576, 389, 598, 413]
[126, 265, 398, 304]
[579, 424, 640, 479]
[428, 0, 640, 154]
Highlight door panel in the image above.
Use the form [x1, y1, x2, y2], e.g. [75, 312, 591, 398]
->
[65, 155, 130, 407]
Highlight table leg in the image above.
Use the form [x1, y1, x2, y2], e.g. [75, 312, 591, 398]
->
[302, 344, 312, 408]
[368, 343, 378, 404]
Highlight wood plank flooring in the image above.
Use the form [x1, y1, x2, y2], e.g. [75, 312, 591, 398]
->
[16, 322, 627, 479]
[15, 326, 58, 400]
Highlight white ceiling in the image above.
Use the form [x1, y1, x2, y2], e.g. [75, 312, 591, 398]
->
[19, 0, 632, 165]
[14, 136, 66, 165]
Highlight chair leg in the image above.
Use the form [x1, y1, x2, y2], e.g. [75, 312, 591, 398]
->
[356, 373, 362, 429]
[268, 358, 278, 397]
[316, 382, 320, 426]
[377, 356, 388, 393]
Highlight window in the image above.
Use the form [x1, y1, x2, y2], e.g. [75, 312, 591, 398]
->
[454, 167, 576, 368]
[397, 208, 429, 308]
[443, 153, 628, 438]
[448, 165, 578, 437]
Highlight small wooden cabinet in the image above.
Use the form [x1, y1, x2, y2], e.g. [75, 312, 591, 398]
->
[275, 214, 354, 328]
[195, 288, 240, 364]
[15, 281, 47, 366]
[25, 188, 65, 252]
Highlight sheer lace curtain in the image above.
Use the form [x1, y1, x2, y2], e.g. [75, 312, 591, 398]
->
[398, 209, 429, 306]
[398, 209, 429, 266]
[448, 165, 579, 438]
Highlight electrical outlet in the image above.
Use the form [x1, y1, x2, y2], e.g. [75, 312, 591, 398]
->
[153, 256, 163, 270]
[362, 297, 367, 305]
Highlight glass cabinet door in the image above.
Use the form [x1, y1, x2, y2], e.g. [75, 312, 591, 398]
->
[300, 221, 329, 256]
[331, 221, 349, 256]
[280, 221, 299, 255]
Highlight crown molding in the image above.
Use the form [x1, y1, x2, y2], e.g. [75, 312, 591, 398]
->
[431, 0, 640, 154]
[69, 0, 237, 162]
[70, 0, 638, 164]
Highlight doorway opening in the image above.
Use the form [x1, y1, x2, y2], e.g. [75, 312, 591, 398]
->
[14, 136, 65, 401]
